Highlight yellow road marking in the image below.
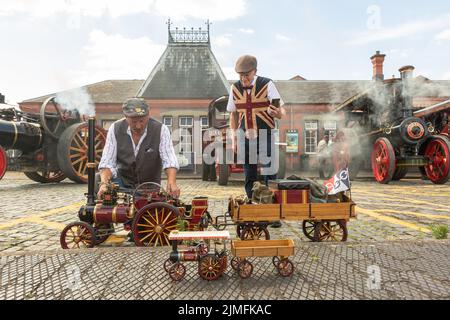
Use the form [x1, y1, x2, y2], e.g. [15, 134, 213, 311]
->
[26, 218, 68, 231]
[373, 209, 450, 220]
[0, 202, 83, 231]
[357, 201, 450, 213]
[357, 207, 431, 233]
[354, 190, 450, 209]
[104, 235, 126, 245]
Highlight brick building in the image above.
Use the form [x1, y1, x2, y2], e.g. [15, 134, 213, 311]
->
[19, 25, 450, 175]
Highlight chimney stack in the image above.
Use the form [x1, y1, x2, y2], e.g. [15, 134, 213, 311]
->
[0, 93, 5, 104]
[399, 65, 415, 80]
[370, 51, 386, 81]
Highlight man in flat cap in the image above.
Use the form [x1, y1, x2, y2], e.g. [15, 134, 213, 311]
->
[98, 98, 180, 199]
[227, 55, 285, 227]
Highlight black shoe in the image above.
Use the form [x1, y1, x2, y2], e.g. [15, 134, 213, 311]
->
[271, 221, 282, 228]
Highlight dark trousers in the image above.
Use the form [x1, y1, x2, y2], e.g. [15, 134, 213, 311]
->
[241, 130, 278, 198]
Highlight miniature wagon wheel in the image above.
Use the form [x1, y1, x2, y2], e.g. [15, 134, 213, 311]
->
[313, 220, 348, 242]
[277, 259, 294, 277]
[198, 254, 223, 281]
[237, 260, 253, 279]
[371, 137, 396, 184]
[40, 96, 77, 139]
[60, 221, 96, 249]
[231, 257, 242, 271]
[132, 202, 180, 247]
[57, 122, 107, 184]
[169, 263, 186, 281]
[164, 258, 176, 273]
[240, 225, 270, 241]
[423, 135, 450, 184]
[0, 146, 7, 180]
[302, 221, 319, 241]
[24, 170, 66, 183]
[94, 223, 114, 245]
[132, 182, 171, 207]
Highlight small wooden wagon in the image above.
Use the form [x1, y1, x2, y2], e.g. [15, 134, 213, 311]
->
[231, 239, 295, 278]
[215, 180, 357, 242]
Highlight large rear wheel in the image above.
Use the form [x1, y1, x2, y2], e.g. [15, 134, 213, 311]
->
[371, 138, 396, 184]
[57, 123, 106, 184]
[423, 135, 450, 184]
[0, 146, 7, 180]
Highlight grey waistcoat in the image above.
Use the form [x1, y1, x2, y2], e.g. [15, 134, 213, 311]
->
[114, 118, 162, 188]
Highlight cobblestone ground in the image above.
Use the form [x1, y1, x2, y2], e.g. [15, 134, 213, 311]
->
[0, 172, 449, 300]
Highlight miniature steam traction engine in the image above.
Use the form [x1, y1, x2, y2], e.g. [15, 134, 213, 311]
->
[60, 117, 213, 249]
[0, 97, 106, 183]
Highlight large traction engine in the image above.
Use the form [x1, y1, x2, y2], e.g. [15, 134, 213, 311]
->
[0, 97, 106, 183]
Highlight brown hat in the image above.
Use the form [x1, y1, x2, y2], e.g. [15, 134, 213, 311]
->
[122, 98, 149, 118]
[235, 55, 257, 73]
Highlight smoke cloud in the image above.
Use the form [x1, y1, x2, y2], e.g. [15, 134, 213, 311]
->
[55, 87, 96, 117]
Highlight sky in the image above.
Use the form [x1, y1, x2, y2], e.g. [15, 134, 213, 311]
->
[1, 0, 450, 104]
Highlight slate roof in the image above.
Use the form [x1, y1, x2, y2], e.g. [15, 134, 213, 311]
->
[21, 80, 144, 104]
[136, 43, 229, 100]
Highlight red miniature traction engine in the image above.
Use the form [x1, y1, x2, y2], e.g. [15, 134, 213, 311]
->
[60, 118, 213, 249]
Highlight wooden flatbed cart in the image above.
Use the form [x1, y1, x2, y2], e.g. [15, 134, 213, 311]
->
[231, 239, 295, 278]
[165, 231, 230, 282]
[216, 191, 357, 242]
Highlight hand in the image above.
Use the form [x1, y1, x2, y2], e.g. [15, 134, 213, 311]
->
[167, 181, 180, 199]
[267, 105, 282, 119]
[97, 183, 108, 199]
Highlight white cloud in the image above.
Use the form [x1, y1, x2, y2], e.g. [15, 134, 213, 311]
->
[388, 48, 413, 58]
[0, 0, 248, 20]
[239, 28, 255, 34]
[222, 67, 238, 80]
[0, 0, 153, 18]
[435, 28, 450, 40]
[444, 71, 450, 80]
[154, 0, 247, 21]
[349, 13, 450, 45]
[68, 30, 165, 85]
[213, 34, 233, 47]
[276, 34, 292, 42]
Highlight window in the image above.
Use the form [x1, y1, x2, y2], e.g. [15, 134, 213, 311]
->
[304, 121, 318, 154]
[102, 120, 116, 130]
[179, 117, 194, 154]
[200, 116, 209, 128]
[324, 120, 337, 139]
[163, 116, 173, 132]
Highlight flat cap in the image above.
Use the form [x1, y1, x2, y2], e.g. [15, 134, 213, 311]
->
[122, 98, 149, 118]
[235, 55, 257, 73]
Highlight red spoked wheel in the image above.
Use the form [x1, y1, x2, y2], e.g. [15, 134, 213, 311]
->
[313, 220, 348, 242]
[132, 203, 179, 247]
[237, 260, 253, 279]
[198, 254, 223, 281]
[169, 263, 186, 281]
[0, 146, 7, 180]
[60, 222, 96, 249]
[277, 259, 294, 277]
[164, 258, 176, 273]
[423, 135, 450, 184]
[231, 257, 241, 271]
[371, 138, 396, 184]
[57, 123, 107, 184]
[240, 225, 270, 241]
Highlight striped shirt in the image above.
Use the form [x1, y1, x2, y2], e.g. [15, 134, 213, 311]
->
[99, 121, 179, 179]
